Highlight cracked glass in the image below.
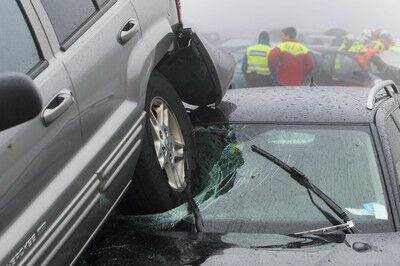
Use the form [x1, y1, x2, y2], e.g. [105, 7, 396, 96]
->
[121, 124, 391, 234]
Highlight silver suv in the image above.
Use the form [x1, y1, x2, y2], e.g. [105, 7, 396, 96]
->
[0, 0, 234, 265]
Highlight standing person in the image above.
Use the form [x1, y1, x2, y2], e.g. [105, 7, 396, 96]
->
[357, 32, 393, 69]
[241, 32, 273, 87]
[268, 27, 314, 86]
[338, 34, 356, 52]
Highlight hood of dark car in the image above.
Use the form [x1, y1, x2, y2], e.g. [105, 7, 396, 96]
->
[79, 230, 400, 265]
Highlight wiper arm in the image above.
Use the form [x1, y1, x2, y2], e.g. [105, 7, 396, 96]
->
[184, 147, 205, 232]
[294, 221, 355, 236]
[251, 145, 355, 234]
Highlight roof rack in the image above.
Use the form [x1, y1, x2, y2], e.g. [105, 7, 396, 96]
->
[366, 80, 399, 110]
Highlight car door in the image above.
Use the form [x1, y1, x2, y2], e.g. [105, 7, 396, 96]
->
[0, 1, 82, 265]
[31, 0, 144, 262]
[331, 52, 372, 87]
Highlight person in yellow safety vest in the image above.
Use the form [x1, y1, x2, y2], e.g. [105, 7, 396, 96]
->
[336, 34, 357, 70]
[241, 31, 273, 87]
[345, 30, 372, 67]
[338, 34, 356, 52]
[356, 32, 393, 69]
[348, 42, 368, 54]
[373, 32, 393, 51]
[347, 30, 371, 54]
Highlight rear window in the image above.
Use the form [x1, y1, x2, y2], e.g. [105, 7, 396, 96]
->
[41, 0, 97, 43]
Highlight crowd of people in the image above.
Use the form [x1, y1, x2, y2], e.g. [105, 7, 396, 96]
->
[242, 27, 314, 87]
[338, 29, 400, 69]
[241, 27, 399, 88]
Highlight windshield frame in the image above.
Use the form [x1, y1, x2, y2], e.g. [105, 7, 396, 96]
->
[193, 121, 395, 232]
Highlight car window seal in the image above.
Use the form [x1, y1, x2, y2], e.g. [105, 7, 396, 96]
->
[60, 0, 117, 51]
[28, 60, 49, 79]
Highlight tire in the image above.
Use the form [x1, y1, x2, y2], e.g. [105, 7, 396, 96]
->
[121, 71, 200, 214]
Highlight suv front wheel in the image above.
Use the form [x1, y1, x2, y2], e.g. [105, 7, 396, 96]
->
[122, 71, 200, 214]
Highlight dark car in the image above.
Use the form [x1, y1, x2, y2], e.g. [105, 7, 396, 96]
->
[310, 47, 400, 87]
[80, 81, 400, 265]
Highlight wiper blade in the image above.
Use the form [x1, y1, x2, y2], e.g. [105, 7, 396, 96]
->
[294, 221, 355, 236]
[251, 145, 355, 234]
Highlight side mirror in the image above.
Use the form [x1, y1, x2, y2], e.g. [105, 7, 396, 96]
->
[0, 73, 42, 132]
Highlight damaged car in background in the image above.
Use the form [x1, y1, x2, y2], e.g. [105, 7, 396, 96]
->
[0, 0, 234, 265]
[80, 83, 400, 265]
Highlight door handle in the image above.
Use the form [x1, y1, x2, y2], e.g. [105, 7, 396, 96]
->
[119, 19, 139, 44]
[41, 89, 74, 126]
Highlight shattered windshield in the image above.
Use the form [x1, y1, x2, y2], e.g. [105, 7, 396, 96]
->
[128, 124, 392, 234]
[183, 0, 400, 88]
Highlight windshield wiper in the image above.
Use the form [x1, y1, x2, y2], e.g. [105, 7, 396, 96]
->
[251, 145, 356, 234]
[294, 221, 355, 235]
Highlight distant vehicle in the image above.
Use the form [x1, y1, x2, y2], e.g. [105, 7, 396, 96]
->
[311, 47, 400, 87]
[229, 46, 377, 89]
[0, 0, 234, 265]
[219, 37, 256, 53]
[203, 32, 222, 44]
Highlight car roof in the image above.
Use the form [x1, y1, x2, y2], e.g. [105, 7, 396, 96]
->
[206, 87, 379, 124]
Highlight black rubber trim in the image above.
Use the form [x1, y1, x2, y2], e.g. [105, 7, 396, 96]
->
[17, 0, 46, 76]
[60, 0, 117, 51]
[28, 60, 49, 79]
[171, 22, 182, 37]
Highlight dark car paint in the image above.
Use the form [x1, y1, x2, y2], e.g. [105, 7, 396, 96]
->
[374, 97, 400, 231]
[192, 87, 376, 124]
[189, 88, 400, 231]
[79, 218, 400, 266]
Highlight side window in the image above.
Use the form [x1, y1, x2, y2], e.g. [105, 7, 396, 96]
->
[387, 114, 400, 183]
[0, 1, 41, 74]
[41, 0, 97, 44]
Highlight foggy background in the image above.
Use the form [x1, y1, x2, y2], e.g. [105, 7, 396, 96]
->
[182, 0, 400, 40]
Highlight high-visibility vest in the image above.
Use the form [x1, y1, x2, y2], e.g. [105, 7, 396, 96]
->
[372, 40, 385, 51]
[338, 44, 350, 52]
[277, 41, 309, 56]
[348, 43, 368, 54]
[246, 44, 272, 75]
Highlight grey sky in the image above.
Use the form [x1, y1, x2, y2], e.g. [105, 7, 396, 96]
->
[182, 0, 400, 38]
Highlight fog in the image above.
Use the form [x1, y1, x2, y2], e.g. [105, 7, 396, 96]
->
[182, 0, 400, 39]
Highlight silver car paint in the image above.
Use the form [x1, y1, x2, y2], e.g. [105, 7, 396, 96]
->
[0, 0, 179, 264]
[0, 0, 233, 264]
[0, 1, 83, 265]
[22, 0, 146, 264]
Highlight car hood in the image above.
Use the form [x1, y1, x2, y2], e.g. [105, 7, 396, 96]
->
[79, 230, 400, 265]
